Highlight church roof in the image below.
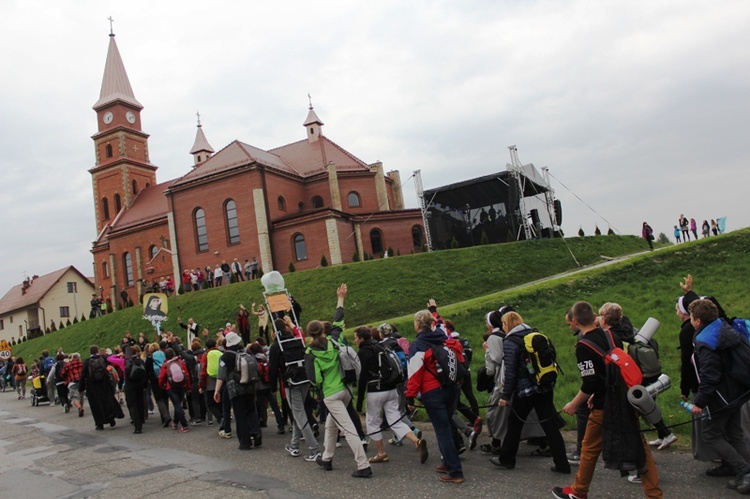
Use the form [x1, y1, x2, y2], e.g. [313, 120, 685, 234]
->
[108, 180, 173, 232]
[190, 125, 214, 154]
[0, 266, 92, 316]
[270, 136, 370, 176]
[303, 107, 324, 126]
[93, 35, 143, 110]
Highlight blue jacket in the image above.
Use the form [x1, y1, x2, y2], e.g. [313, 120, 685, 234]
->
[694, 318, 748, 411]
[500, 325, 539, 400]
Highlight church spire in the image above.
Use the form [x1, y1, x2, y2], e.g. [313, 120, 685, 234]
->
[303, 94, 324, 143]
[190, 111, 215, 166]
[93, 28, 142, 110]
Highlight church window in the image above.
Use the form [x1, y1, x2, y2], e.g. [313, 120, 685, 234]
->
[298, 202, 305, 212]
[197, 155, 202, 162]
[412, 225, 425, 250]
[102, 261, 109, 278]
[123, 252, 134, 286]
[225, 199, 240, 245]
[102, 197, 110, 220]
[370, 228, 384, 255]
[278, 196, 287, 212]
[194, 208, 209, 252]
[293, 233, 307, 261]
[132, 180, 138, 195]
[348, 192, 361, 208]
[114, 193, 121, 213]
[149, 244, 158, 259]
[106, 144, 113, 158]
[146, 182, 151, 188]
[312, 196, 323, 208]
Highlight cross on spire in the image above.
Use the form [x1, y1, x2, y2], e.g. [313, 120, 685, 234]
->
[308, 93, 313, 109]
[108, 16, 115, 36]
[196, 110, 202, 127]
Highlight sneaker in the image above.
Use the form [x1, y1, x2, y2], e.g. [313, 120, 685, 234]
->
[316, 455, 333, 471]
[647, 437, 663, 447]
[277, 425, 286, 435]
[352, 467, 373, 478]
[551, 486, 587, 499]
[191, 419, 204, 426]
[707, 463, 736, 477]
[219, 430, 232, 439]
[480, 443, 502, 455]
[416, 438, 429, 464]
[457, 445, 467, 455]
[335, 441, 343, 448]
[657, 433, 678, 450]
[285, 444, 300, 457]
[178, 427, 190, 433]
[207, 420, 214, 426]
[251, 435, 262, 448]
[304, 451, 322, 462]
[469, 430, 478, 451]
[148, 410, 155, 415]
[566, 452, 581, 465]
[489, 456, 514, 469]
[627, 474, 641, 484]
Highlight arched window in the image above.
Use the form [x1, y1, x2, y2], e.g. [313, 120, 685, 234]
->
[293, 233, 307, 261]
[298, 202, 305, 212]
[348, 191, 361, 208]
[102, 261, 109, 278]
[102, 197, 110, 220]
[412, 225, 425, 250]
[123, 252, 134, 286]
[132, 180, 138, 195]
[145, 182, 151, 188]
[278, 196, 286, 212]
[106, 144, 113, 158]
[197, 155, 202, 162]
[114, 193, 121, 213]
[149, 244, 158, 259]
[370, 229, 383, 255]
[312, 196, 324, 208]
[194, 208, 208, 252]
[225, 199, 240, 245]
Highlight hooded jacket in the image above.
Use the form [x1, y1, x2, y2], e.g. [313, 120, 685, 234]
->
[693, 318, 750, 411]
[308, 339, 346, 398]
[405, 327, 464, 400]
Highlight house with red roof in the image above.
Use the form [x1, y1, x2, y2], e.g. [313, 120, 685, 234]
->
[0, 266, 95, 342]
[90, 32, 425, 309]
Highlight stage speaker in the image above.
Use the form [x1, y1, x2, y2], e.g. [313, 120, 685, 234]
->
[530, 209, 540, 225]
[554, 199, 563, 226]
[508, 181, 520, 211]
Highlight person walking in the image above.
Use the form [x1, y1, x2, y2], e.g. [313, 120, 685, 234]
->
[642, 222, 654, 251]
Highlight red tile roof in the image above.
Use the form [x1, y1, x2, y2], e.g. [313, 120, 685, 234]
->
[0, 266, 93, 315]
[109, 180, 173, 232]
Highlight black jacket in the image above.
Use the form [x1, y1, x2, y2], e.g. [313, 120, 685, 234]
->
[356, 339, 397, 410]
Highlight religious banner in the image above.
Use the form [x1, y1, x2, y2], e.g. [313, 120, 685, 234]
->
[142, 293, 169, 333]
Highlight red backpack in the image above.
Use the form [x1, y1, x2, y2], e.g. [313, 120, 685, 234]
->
[578, 329, 643, 388]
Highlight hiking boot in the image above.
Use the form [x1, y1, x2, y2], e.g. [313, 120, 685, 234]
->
[352, 467, 373, 478]
[551, 486, 587, 499]
[285, 444, 300, 457]
[706, 463, 735, 477]
[304, 451, 322, 462]
[657, 433, 678, 450]
[417, 438, 429, 464]
[438, 475, 464, 484]
[316, 455, 333, 471]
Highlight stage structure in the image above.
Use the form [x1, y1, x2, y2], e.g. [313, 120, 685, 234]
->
[417, 146, 563, 250]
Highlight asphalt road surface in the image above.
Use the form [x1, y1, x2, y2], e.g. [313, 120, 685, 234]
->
[0, 391, 738, 498]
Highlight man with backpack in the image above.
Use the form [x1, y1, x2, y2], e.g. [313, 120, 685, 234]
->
[124, 345, 147, 433]
[553, 301, 662, 499]
[214, 332, 262, 450]
[158, 348, 191, 433]
[689, 298, 750, 493]
[354, 326, 427, 464]
[79, 345, 123, 431]
[406, 308, 466, 484]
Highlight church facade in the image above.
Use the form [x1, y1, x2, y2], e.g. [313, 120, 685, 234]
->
[90, 33, 425, 308]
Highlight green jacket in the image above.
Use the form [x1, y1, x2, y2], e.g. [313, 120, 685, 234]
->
[308, 340, 345, 398]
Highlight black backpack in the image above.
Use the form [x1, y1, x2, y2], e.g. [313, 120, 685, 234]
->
[89, 356, 107, 382]
[370, 343, 404, 388]
[458, 337, 473, 365]
[278, 335, 308, 386]
[129, 357, 147, 382]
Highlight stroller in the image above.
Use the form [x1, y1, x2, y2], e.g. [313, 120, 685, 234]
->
[30, 374, 51, 406]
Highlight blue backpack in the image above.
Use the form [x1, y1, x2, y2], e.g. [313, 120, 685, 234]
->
[731, 318, 750, 342]
[43, 356, 56, 375]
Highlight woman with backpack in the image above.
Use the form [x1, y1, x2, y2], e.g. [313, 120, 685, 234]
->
[125, 345, 147, 434]
[158, 348, 191, 433]
[307, 284, 372, 478]
[354, 326, 427, 465]
[488, 311, 570, 474]
[13, 357, 28, 399]
[145, 343, 171, 427]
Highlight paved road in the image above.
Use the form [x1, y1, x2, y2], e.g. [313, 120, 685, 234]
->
[0, 391, 739, 498]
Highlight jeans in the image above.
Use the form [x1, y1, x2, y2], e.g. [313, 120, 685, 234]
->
[168, 387, 188, 428]
[572, 409, 662, 498]
[422, 385, 463, 478]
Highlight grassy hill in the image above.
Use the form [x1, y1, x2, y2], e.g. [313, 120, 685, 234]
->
[13, 229, 750, 437]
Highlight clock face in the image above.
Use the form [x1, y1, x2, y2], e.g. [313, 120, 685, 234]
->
[103, 111, 113, 124]
[126, 111, 136, 124]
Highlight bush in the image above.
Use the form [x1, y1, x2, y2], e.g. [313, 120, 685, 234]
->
[608, 227, 615, 235]
[257, 269, 264, 279]
[73, 317, 79, 324]
[288, 262, 296, 273]
[480, 231, 489, 245]
[397, 249, 401, 256]
[45, 328, 50, 335]
[128, 297, 134, 307]
[451, 237, 460, 249]
[387, 247, 394, 257]
[59, 321, 65, 330]
[657, 232, 671, 245]
[321, 255, 329, 267]
[578, 228, 585, 237]
[178, 285, 184, 295]
[50, 321, 57, 332]
[353, 252, 360, 262]
[81, 314, 86, 322]
[594, 226, 602, 236]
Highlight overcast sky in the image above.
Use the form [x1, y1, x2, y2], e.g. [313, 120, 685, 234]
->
[1, 0, 748, 294]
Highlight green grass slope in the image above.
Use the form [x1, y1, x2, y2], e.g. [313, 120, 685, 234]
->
[13, 234, 650, 358]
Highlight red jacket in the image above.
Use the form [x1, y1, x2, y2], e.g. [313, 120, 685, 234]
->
[405, 327, 464, 399]
[158, 358, 191, 391]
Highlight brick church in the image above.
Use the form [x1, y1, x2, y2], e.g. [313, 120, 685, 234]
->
[90, 32, 425, 308]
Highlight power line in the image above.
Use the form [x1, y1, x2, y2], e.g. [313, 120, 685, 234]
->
[547, 170, 620, 234]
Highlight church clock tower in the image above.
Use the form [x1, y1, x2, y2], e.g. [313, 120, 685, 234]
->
[90, 30, 157, 234]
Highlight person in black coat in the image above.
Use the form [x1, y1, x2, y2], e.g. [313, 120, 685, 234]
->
[124, 346, 147, 433]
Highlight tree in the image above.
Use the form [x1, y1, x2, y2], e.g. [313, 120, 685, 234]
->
[49, 320, 57, 332]
[66, 318, 72, 327]
[480, 230, 489, 245]
[257, 269, 264, 279]
[657, 232, 671, 245]
[607, 227, 615, 235]
[59, 321, 65, 330]
[321, 255, 329, 267]
[353, 252, 360, 262]
[387, 246, 394, 257]
[451, 237, 460, 249]
[80, 314, 86, 322]
[73, 316, 79, 324]
[594, 226, 602, 236]
[578, 227, 585, 237]
[288, 262, 296, 273]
